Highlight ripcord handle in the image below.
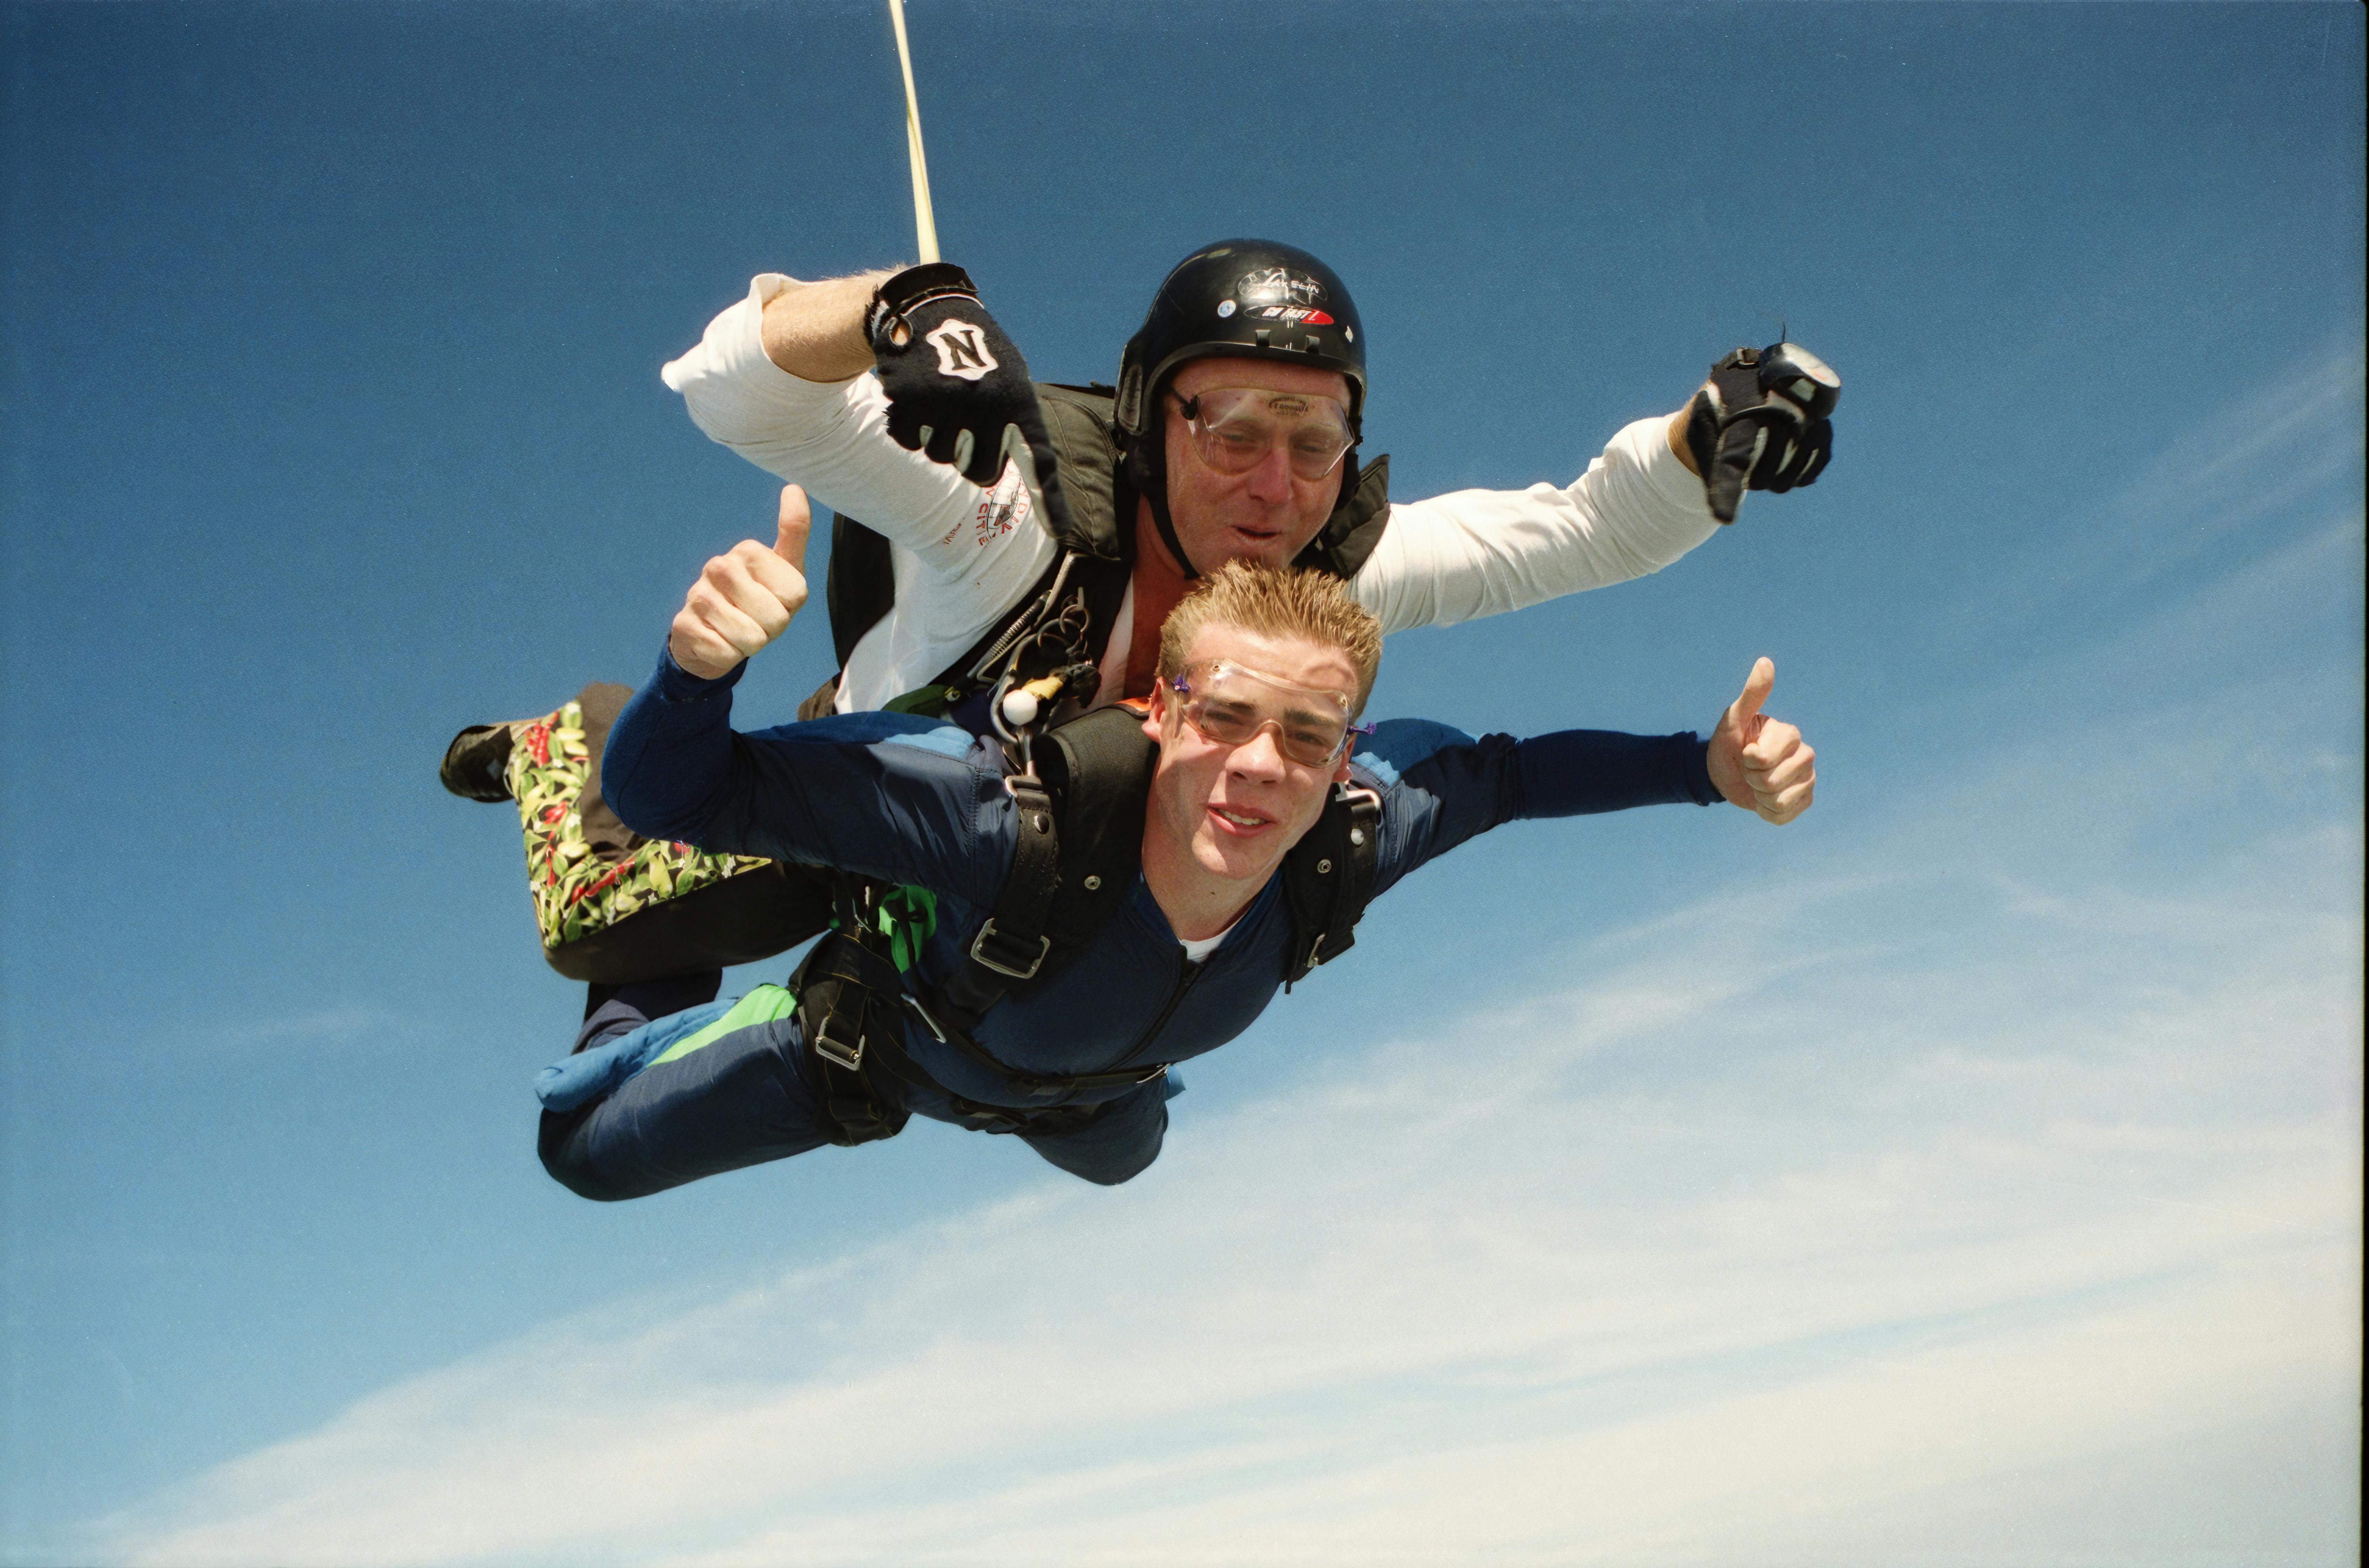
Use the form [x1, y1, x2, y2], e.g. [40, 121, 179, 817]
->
[887, 0, 940, 264]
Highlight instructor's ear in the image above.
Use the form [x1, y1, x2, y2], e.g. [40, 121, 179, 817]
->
[1141, 685, 1167, 746]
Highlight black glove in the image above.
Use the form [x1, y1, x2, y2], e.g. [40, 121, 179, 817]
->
[866, 263, 1071, 534]
[1683, 341, 1840, 524]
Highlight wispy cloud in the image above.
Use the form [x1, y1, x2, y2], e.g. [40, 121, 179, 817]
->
[93, 812, 2359, 1565]
[2099, 329, 2366, 569]
[1939, 328, 2364, 654]
[185, 1005, 405, 1052]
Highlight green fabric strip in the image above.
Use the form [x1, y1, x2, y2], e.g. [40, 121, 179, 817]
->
[882, 683, 959, 717]
[650, 984, 798, 1067]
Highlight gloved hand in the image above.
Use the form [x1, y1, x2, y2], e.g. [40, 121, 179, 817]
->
[1683, 341, 1840, 524]
[866, 262, 1072, 534]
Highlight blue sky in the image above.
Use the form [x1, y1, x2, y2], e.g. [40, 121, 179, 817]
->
[1, 2, 2359, 1563]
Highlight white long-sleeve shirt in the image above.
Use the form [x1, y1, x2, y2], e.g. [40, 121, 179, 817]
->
[661, 275, 1721, 712]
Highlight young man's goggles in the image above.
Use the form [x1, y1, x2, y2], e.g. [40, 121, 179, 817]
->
[1169, 660, 1373, 767]
[1173, 387, 1357, 482]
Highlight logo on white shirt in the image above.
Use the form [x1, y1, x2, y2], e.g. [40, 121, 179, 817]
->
[926, 319, 998, 381]
[975, 471, 1031, 545]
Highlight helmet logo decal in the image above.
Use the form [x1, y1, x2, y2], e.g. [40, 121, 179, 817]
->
[1251, 305, 1334, 326]
[925, 318, 999, 382]
[1236, 266, 1327, 309]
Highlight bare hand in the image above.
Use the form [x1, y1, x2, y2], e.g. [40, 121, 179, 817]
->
[1706, 657, 1816, 824]
[667, 486, 813, 679]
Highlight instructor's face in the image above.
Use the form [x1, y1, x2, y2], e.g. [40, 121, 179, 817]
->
[1143, 622, 1358, 892]
[1163, 358, 1353, 573]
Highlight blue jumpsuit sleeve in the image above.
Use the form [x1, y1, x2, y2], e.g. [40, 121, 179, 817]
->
[1356, 718, 1718, 896]
[600, 643, 1013, 905]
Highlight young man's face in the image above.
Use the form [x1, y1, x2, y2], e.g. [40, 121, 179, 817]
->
[1142, 622, 1360, 893]
[1161, 358, 1355, 573]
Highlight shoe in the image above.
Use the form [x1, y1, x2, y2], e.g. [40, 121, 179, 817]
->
[439, 722, 518, 802]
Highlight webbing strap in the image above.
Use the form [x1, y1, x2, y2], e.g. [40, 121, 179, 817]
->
[1282, 781, 1384, 985]
[804, 931, 1168, 1105]
[935, 772, 1060, 1018]
[1320, 785, 1382, 967]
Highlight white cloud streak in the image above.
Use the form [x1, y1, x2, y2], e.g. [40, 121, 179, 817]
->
[93, 816, 2360, 1566]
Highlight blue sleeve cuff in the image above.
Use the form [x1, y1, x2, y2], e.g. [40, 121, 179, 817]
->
[1680, 736, 1717, 806]
[652, 639, 748, 703]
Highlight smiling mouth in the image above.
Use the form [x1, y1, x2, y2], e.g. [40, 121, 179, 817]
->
[1210, 805, 1272, 833]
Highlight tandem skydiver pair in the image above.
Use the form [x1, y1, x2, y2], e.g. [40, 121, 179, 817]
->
[444, 238, 1838, 986]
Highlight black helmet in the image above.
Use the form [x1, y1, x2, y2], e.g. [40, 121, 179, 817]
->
[1115, 239, 1366, 439]
[1114, 239, 1368, 578]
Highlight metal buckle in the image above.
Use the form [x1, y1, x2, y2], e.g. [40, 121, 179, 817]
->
[1137, 1062, 1170, 1085]
[810, 1014, 865, 1072]
[968, 919, 1051, 979]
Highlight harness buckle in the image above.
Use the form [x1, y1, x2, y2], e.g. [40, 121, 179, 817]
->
[968, 919, 1052, 979]
[809, 1013, 865, 1072]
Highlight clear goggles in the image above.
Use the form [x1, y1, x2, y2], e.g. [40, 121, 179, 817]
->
[1168, 659, 1372, 767]
[1173, 387, 1357, 482]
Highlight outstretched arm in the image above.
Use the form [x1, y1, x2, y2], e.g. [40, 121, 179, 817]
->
[1349, 343, 1839, 635]
[1358, 659, 1820, 895]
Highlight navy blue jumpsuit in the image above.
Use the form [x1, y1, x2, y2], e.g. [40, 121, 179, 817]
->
[537, 650, 1719, 1198]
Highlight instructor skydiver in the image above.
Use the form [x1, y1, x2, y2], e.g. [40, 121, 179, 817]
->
[535, 511, 1817, 1199]
[657, 237, 1836, 720]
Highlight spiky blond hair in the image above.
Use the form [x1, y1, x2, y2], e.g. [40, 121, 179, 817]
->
[1155, 561, 1383, 713]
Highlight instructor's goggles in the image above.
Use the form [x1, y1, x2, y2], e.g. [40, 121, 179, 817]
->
[1172, 388, 1357, 482]
[1169, 660, 1373, 767]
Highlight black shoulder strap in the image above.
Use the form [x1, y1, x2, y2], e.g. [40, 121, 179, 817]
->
[823, 508, 894, 671]
[928, 704, 1156, 1029]
[1280, 781, 1384, 986]
[1035, 384, 1124, 561]
[1292, 453, 1393, 579]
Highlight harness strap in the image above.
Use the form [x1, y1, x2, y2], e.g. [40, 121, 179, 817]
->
[1320, 785, 1383, 967]
[808, 930, 1168, 1104]
[1282, 781, 1384, 986]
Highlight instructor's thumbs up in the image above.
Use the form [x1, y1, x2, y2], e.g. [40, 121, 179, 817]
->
[669, 486, 816, 680]
[1707, 656, 1817, 825]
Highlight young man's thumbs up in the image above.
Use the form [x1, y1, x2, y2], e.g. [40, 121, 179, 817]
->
[668, 486, 816, 680]
[1707, 656, 1817, 825]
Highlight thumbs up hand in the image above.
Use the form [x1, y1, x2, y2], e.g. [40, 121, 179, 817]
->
[1706, 656, 1817, 825]
[668, 485, 814, 680]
